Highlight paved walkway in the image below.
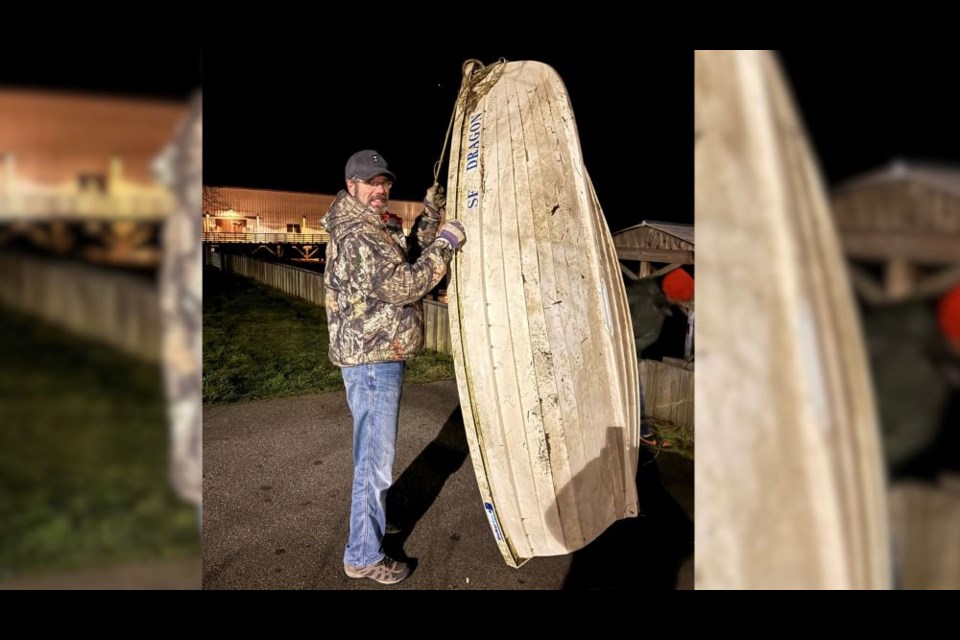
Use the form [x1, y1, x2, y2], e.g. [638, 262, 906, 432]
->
[203, 381, 693, 590]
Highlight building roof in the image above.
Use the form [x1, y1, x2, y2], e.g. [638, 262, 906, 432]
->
[834, 160, 960, 200]
[205, 186, 333, 218]
[613, 220, 695, 245]
[831, 160, 960, 240]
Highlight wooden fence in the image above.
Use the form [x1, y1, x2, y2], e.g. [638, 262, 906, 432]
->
[423, 300, 452, 354]
[210, 252, 453, 354]
[639, 358, 694, 435]
[0, 252, 161, 362]
[220, 254, 326, 308]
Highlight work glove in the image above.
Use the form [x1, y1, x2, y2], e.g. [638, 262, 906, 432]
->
[437, 219, 466, 251]
[424, 183, 446, 217]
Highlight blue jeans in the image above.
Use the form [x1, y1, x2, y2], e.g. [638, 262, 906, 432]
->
[341, 361, 405, 568]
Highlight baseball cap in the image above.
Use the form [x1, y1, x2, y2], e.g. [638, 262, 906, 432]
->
[344, 149, 396, 182]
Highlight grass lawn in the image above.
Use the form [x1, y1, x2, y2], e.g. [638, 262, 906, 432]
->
[202, 267, 456, 405]
[647, 418, 694, 461]
[0, 305, 199, 578]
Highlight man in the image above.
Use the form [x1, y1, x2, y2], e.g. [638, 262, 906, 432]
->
[322, 149, 465, 585]
[626, 268, 695, 446]
[863, 284, 960, 473]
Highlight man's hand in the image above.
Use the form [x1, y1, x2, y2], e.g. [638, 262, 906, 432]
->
[437, 220, 466, 251]
[424, 183, 446, 217]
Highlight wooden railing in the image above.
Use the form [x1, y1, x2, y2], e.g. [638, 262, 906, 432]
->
[202, 232, 330, 244]
[0, 193, 171, 220]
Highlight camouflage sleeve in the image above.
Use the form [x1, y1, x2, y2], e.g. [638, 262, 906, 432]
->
[411, 207, 441, 250]
[158, 91, 202, 508]
[345, 230, 452, 306]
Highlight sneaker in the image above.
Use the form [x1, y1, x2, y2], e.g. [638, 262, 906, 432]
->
[385, 522, 402, 535]
[640, 430, 658, 446]
[344, 557, 411, 585]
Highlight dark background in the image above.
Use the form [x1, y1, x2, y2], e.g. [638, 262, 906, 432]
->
[0, 52, 201, 101]
[780, 49, 959, 184]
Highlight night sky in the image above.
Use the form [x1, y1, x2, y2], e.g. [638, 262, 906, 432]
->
[0, 52, 200, 102]
[780, 49, 959, 186]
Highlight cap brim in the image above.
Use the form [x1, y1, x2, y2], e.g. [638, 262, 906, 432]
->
[359, 169, 396, 182]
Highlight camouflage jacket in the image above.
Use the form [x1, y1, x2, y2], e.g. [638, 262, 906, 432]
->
[157, 91, 202, 506]
[322, 190, 453, 367]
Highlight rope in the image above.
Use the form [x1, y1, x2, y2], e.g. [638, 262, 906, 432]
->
[432, 58, 507, 187]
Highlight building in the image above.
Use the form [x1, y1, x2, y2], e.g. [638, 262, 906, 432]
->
[201, 185, 426, 261]
[0, 89, 186, 266]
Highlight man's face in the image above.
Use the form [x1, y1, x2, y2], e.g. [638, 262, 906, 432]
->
[347, 174, 393, 214]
